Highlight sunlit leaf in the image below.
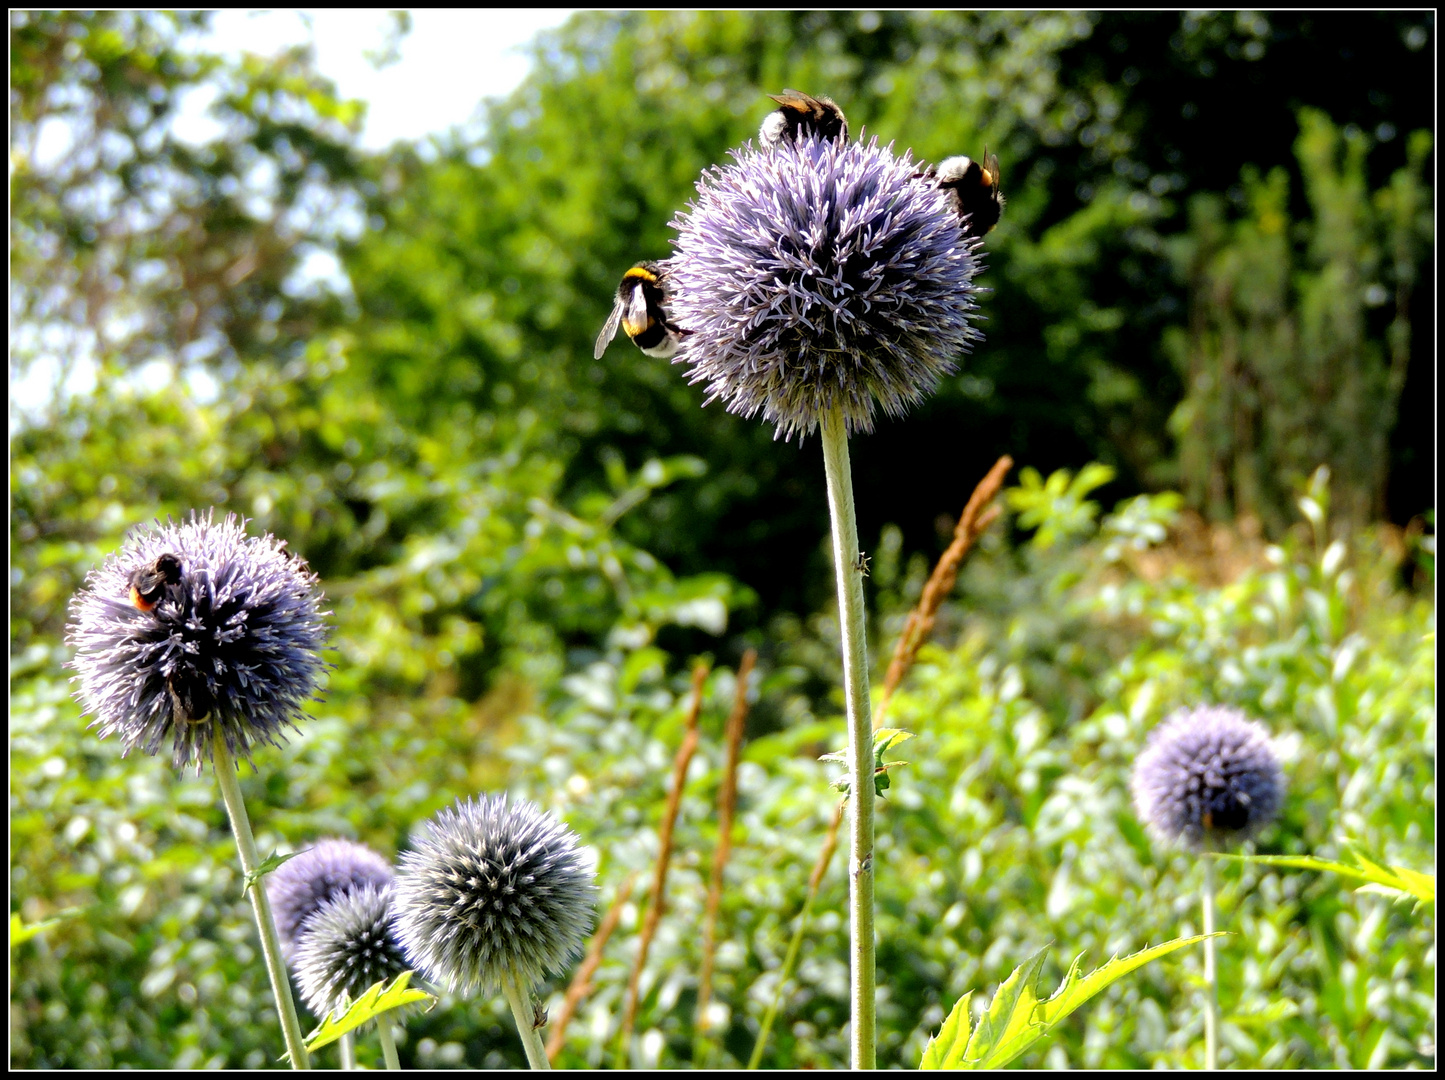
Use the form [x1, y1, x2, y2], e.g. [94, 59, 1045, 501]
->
[294, 971, 433, 1058]
[921, 935, 1222, 1069]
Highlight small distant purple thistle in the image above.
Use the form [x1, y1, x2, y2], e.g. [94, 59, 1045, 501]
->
[390, 794, 596, 999]
[267, 838, 396, 961]
[667, 134, 983, 441]
[66, 510, 330, 773]
[1132, 706, 1285, 852]
[293, 884, 411, 1019]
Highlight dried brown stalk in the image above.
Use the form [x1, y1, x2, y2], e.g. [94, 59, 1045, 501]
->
[808, 799, 845, 896]
[618, 660, 709, 1052]
[874, 454, 1013, 726]
[694, 649, 757, 1042]
[545, 871, 637, 1062]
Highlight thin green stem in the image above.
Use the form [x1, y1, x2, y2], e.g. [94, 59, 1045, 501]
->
[502, 971, 551, 1070]
[1202, 856, 1219, 1070]
[211, 727, 311, 1069]
[819, 406, 876, 1070]
[748, 877, 821, 1069]
[377, 1020, 401, 1070]
[339, 1031, 356, 1069]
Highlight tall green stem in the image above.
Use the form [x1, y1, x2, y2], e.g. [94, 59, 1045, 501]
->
[339, 1032, 356, 1069]
[502, 971, 551, 1070]
[211, 727, 311, 1069]
[377, 1020, 401, 1070]
[819, 406, 876, 1070]
[1202, 856, 1219, 1070]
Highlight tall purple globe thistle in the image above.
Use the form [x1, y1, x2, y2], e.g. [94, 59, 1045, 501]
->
[390, 795, 596, 999]
[293, 884, 411, 1019]
[267, 838, 396, 961]
[667, 134, 984, 441]
[1132, 706, 1285, 852]
[66, 510, 330, 773]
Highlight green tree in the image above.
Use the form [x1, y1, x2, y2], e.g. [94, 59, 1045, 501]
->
[10, 10, 363, 402]
[1166, 111, 1432, 533]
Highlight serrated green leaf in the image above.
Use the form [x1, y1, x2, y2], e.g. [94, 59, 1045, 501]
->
[874, 728, 914, 756]
[1029, 935, 1224, 1049]
[920, 935, 1222, 1070]
[963, 944, 1051, 1069]
[243, 849, 301, 896]
[824, 728, 913, 798]
[1219, 851, 1434, 905]
[293, 971, 433, 1058]
[920, 990, 973, 1070]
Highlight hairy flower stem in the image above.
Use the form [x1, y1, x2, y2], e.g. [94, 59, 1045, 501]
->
[1202, 856, 1219, 1070]
[820, 405, 876, 1070]
[377, 1023, 400, 1070]
[503, 971, 551, 1070]
[211, 725, 311, 1069]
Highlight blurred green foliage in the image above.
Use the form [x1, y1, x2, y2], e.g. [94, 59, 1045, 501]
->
[10, 8, 1435, 1070]
[1167, 112, 1432, 533]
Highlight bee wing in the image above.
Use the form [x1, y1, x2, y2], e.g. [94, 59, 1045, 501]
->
[769, 88, 816, 111]
[594, 296, 625, 359]
[625, 284, 652, 334]
[984, 151, 1001, 191]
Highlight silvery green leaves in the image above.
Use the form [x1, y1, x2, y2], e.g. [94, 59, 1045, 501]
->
[668, 135, 983, 441]
[66, 510, 330, 773]
[1132, 706, 1285, 852]
[390, 794, 596, 999]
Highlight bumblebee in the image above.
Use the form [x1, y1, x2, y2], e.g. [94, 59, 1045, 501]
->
[128, 552, 183, 612]
[594, 261, 690, 360]
[758, 89, 849, 149]
[919, 152, 1004, 241]
[167, 672, 215, 725]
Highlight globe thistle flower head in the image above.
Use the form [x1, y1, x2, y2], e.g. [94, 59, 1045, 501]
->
[390, 794, 596, 999]
[66, 510, 330, 774]
[266, 838, 396, 960]
[667, 133, 984, 441]
[1132, 706, 1285, 852]
[294, 883, 411, 1019]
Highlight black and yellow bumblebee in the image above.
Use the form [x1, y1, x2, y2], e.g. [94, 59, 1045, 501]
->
[594, 261, 690, 360]
[918, 152, 1004, 241]
[758, 89, 849, 149]
[128, 552, 183, 612]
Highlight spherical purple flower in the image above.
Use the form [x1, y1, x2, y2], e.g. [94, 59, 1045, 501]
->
[667, 134, 984, 441]
[293, 884, 411, 1019]
[1132, 706, 1285, 852]
[266, 838, 395, 960]
[66, 510, 330, 773]
[390, 795, 596, 999]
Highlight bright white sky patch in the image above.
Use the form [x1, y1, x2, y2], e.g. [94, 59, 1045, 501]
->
[201, 9, 577, 149]
[13, 10, 579, 426]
